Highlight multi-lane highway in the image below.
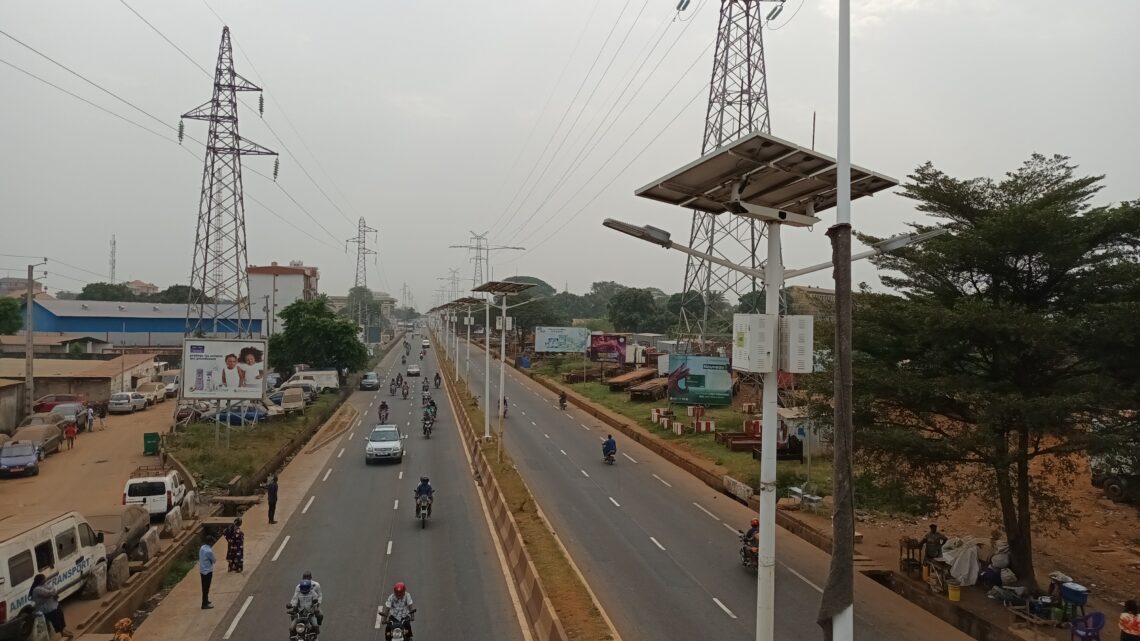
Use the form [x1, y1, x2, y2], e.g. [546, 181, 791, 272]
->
[208, 341, 526, 641]
[446, 332, 974, 641]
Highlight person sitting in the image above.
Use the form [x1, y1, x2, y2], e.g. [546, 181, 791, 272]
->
[378, 401, 389, 422]
[434, 372, 442, 388]
[558, 391, 568, 409]
[414, 476, 434, 515]
[744, 517, 759, 546]
[602, 434, 617, 459]
[382, 582, 416, 640]
[922, 523, 947, 561]
[292, 572, 324, 625]
[427, 399, 437, 418]
[288, 579, 321, 633]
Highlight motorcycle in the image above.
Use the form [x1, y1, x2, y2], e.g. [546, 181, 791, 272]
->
[389, 384, 397, 396]
[401, 387, 409, 400]
[286, 604, 320, 641]
[415, 494, 432, 528]
[434, 379, 440, 389]
[388, 615, 413, 641]
[558, 398, 567, 411]
[378, 409, 389, 423]
[738, 531, 758, 570]
[422, 416, 434, 438]
[401, 355, 406, 365]
[603, 451, 616, 465]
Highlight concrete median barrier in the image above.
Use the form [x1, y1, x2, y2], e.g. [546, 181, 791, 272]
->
[81, 563, 108, 599]
[107, 553, 130, 591]
[181, 490, 198, 520]
[132, 528, 160, 563]
[161, 509, 183, 538]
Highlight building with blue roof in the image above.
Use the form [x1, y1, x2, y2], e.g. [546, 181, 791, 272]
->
[25, 299, 262, 346]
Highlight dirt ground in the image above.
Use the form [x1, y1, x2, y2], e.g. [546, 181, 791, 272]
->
[798, 454, 1140, 610]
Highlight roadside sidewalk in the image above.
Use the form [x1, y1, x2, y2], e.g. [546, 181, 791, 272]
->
[102, 406, 359, 641]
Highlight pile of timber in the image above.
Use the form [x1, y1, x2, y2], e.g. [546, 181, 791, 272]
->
[628, 377, 669, 401]
[607, 367, 657, 391]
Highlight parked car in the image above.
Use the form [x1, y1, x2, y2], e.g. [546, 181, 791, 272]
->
[123, 466, 187, 518]
[0, 441, 40, 478]
[163, 381, 179, 398]
[9, 425, 62, 458]
[108, 392, 148, 414]
[265, 372, 282, 390]
[135, 382, 165, 405]
[31, 394, 87, 414]
[359, 372, 381, 391]
[7, 412, 64, 437]
[216, 402, 269, 425]
[52, 402, 89, 433]
[279, 382, 317, 404]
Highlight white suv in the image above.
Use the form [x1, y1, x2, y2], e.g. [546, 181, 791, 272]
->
[364, 425, 405, 464]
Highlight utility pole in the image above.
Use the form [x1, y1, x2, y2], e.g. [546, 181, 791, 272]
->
[677, 0, 784, 348]
[346, 216, 378, 329]
[109, 235, 117, 283]
[181, 26, 276, 338]
[23, 259, 47, 417]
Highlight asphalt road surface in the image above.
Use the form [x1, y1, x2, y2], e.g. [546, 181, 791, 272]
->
[448, 333, 973, 641]
[208, 341, 525, 641]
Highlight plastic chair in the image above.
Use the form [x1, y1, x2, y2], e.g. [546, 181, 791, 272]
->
[1070, 612, 1104, 641]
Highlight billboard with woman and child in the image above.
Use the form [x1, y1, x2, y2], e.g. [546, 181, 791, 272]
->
[181, 338, 268, 400]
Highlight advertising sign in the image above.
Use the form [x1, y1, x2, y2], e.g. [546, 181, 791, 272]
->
[588, 334, 627, 363]
[666, 355, 732, 406]
[535, 326, 589, 353]
[182, 338, 268, 400]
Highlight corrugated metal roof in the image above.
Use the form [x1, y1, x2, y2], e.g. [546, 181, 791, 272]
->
[0, 334, 109, 346]
[0, 354, 156, 379]
[0, 377, 23, 389]
[34, 299, 245, 320]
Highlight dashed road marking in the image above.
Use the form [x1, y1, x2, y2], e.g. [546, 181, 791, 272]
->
[222, 596, 254, 639]
[560, 449, 567, 456]
[532, 421, 538, 426]
[693, 502, 720, 521]
[713, 598, 737, 619]
[650, 537, 666, 551]
[652, 474, 672, 487]
[609, 497, 621, 507]
[386, 540, 393, 555]
[322, 468, 332, 482]
[722, 522, 739, 534]
[622, 453, 637, 463]
[337, 448, 345, 458]
[302, 496, 316, 514]
[398, 471, 404, 480]
[348, 432, 355, 440]
[781, 563, 824, 593]
[393, 499, 399, 510]
[580, 423, 591, 431]
[271, 536, 291, 561]
[580, 469, 590, 478]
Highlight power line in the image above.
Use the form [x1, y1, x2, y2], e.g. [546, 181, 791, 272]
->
[117, 0, 213, 78]
[493, 0, 637, 236]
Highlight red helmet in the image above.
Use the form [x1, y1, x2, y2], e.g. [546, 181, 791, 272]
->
[393, 582, 406, 596]
[751, 518, 759, 527]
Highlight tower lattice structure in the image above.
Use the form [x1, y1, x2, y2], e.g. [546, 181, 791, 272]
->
[346, 216, 378, 327]
[678, 0, 774, 347]
[182, 26, 276, 336]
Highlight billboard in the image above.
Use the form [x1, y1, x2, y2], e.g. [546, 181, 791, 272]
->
[535, 327, 589, 353]
[666, 355, 732, 406]
[182, 338, 268, 400]
[588, 334, 627, 363]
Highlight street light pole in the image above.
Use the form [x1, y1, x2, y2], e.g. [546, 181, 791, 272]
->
[756, 222, 783, 641]
[497, 295, 507, 462]
[484, 297, 491, 440]
[23, 260, 47, 416]
[465, 307, 472, 384]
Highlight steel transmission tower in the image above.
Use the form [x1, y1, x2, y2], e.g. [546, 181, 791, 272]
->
[678, 0, 778, 346]
[182, 27, 276, 336]
[109, 235, 116, 283]
[347, 217, 378, 289]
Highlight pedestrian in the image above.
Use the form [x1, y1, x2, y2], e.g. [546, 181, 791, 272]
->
[30, 574, 74, 639]
[1121, 599, 1140, 641]
[265, 474, 279, 524]
[63, 423, 76, 450]
[199, 535, 216, 609]
[922, 523, 947, 561]
[86, 406, 96, 432]
[223, 518, 245, 572]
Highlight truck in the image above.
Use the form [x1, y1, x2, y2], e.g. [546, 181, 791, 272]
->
[1091, 451, 1139, 503]
[282, 369, 340, 394]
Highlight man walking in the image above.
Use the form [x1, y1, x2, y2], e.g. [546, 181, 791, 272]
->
[199, 535, 216, 609]
[266, 474, 279, 524]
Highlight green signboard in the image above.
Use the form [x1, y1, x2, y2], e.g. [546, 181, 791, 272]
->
[666, 355, 732, 406]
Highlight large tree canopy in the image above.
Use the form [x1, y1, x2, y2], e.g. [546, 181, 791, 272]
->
[608, 288, 671, 333]
[77, 282, 134, 301]
[0, 299, 21, 335]
[268, 298, 369, 373]
[847, 154, 1140, 587]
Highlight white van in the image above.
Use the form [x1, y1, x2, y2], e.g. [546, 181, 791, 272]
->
[0, 512, 106, 639]
[283, 370, 339, 394]
[122, 467, 187, 518]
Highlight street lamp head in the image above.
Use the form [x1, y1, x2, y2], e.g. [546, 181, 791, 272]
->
[602, 218, 671, 247]
[872, 228, 948, 253]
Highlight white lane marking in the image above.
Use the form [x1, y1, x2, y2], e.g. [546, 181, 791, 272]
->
[393, 499, 399, 510]
[560, 449, 567, 456]
[532, 421, 538, 427]
[693, 502, 720, 521]
[222, 595, 254, 639]
[609, 497, 621, 507]
[398, 471, 403, 479]
[652, 474, 672, 487]
[622, 453, 637, 463]
[650, 536, 666, 551]
[349, 432, 355, 440]
[369, 401, 373, 408]
[374, 606, 384, 629]
[271, 536, 291, 561]
[302, 496, 316, 514]
[713, 597, 737, 619]
[580, 423, 591, 431]
[722, 522, 739, 534]
[322, 468, 332, 482]
[522, 411, 527, 416]
[543, 432, 549, 438]
[781, 562, 824, 593]
[542, 398, 549, 403]
[386, 540, 393, 555]
[337, 448, 345, 458]
[580, 469, 590, 478]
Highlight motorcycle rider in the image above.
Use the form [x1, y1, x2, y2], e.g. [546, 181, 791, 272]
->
[558, 391, 568, 410]
[421, 379, 429, 392]
[389, 380, 397, 395]
[414, 476, 434, 516]
[744, 518, 759, 545]
[382, 582, 416, 640]
[433, 372, 441, 389]
[401, 382, 410, 399]
[426, 398, 437, 418]
[401, 355, 406, 365]
[602, 434, 617, 462]
[378, 401, 390, 423]
[395, 373, 403, 387]
[287, 578, 322, 633]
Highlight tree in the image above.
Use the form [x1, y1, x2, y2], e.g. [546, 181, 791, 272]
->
[584, 281, 627, 317]
[392, 306, 419, 321]
[667, 290, 705, 319]
[546, 291, 591, 322]
[0, 299, 21, 334]
[607, 288, 671, 333]
[268, 298, 369, 373]
[77, 282, 134, 301]
[147, 284, 207, 304]
[844, 155, 1140, 588]
[509, 292, 568, 341]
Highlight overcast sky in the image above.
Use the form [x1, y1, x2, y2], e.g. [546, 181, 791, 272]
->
[2, 0, 1137, 309]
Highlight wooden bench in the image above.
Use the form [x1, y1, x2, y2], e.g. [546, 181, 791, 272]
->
[751, 437, 806, 463]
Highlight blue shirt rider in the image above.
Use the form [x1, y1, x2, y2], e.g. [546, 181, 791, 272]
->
[414, 477, 434, 516]
[602, 435, 617, 458]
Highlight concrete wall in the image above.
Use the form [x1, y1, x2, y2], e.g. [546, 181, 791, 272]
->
[34, 378, 113, 403]
[249, 272, 307, 336]
[0, 383, 23, 435]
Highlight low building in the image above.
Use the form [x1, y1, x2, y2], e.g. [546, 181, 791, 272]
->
[248, 261, 320, 336]
[0, 379, 23, 435]
[0, 333, 111, 355]
[126, 280, 160, 297]
[372, 290, 397, 319]
[23, 299, 261, 347]
[0, 277, 43, 298]
[0, 354, 160, 405]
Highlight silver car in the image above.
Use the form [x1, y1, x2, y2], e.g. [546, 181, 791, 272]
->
[108, 392, 148, 414]
[364, 425, 405, 464]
